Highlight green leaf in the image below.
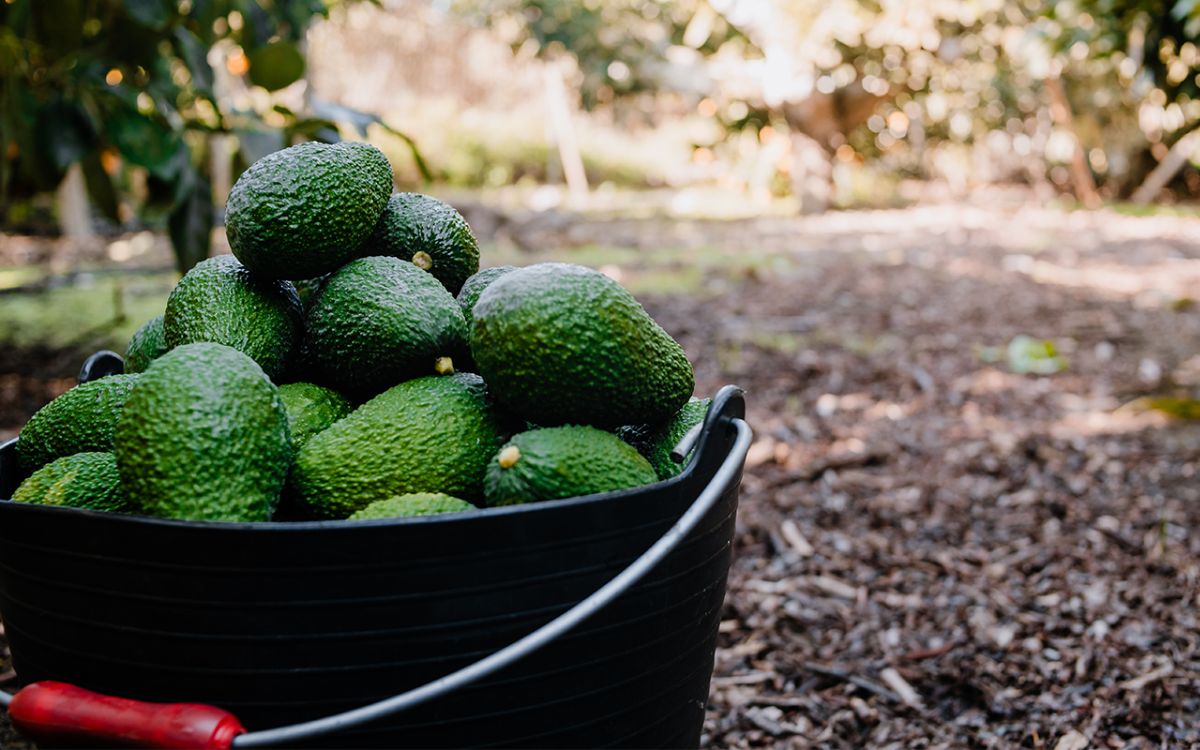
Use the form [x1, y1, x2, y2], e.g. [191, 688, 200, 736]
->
[106, 105, 185, 180]
[80, 152, 120, 222]
[286, 117, 341, 144]
[34, 101, 96, 171]
[168, 171, 213, 273]
[122, 0, 172, 30]
[247, 41, 306, 91]
[1006, 335, 1069, 375]
[1145, 397, 1200, 420]
[172, 27, 214, 96]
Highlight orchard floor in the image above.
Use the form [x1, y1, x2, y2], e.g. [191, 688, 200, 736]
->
[2, 201, 1199, 748]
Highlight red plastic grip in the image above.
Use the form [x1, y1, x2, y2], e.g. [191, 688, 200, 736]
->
[8, 681, 246, 749]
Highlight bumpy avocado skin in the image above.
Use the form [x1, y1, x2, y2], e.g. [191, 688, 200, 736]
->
[457, 266, 517, 328]
[292, 373, 506, 519]
[114, 343, 292, 522]
[618, 397, 711, 480]
[13, 452, 127, 512]
[124, 315, 169, 374]
[348, 493, 476, 520]
[164, 255, 303, 381]
[471, 263, 694, 429]
[277, 382, 352, 450]
[17, 374, 141, 473]
[484, 425, 656, 507]
[225, 141, 393, 279]
[304, 256, 469, 398]
[364, 193, 480, 295]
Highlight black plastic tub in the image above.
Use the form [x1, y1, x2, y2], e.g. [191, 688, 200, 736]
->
[0, 376, 749, 748]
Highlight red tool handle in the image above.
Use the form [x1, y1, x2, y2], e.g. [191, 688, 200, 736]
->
[9, 681, 245, 749]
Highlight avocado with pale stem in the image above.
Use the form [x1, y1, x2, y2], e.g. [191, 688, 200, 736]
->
[484, 425, 656, 507]
[303, 256, 469, 398]
[364, 192, 480, 295]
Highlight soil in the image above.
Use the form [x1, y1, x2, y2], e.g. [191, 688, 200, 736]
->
[0, 202, 1198, 748]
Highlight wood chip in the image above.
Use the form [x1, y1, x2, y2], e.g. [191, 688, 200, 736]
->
[807, 574, 860, 600]
[780, 519, 815, 557]
[1053, 730, 1089, 750]
[880, 667, 923, 709]
[1119, 662, 1174, 691]
[711, 671, 776, 687]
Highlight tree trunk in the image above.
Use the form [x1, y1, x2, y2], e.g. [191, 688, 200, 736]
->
[790, 131, 832, 215]
[544, 64, 589, 207]
[56, 163, 93, 239]
[1044, 73, 1101, 209]
[1131, 130, 1200, 205]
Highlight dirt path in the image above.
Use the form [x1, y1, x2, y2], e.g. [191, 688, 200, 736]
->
[1, 203, 1198, 747]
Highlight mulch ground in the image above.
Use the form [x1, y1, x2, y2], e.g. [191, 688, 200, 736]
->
[1, 203, 1198, 748]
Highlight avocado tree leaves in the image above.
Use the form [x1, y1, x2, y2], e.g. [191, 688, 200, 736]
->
[34, 101, 97, 172]
[106, 104, 185, 180]
[172, 27, 214, 98]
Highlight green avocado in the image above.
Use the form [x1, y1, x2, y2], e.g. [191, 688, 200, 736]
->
[164, 255, 303, 380]
[291, 373, 506, 518]
[17, 374, 140, 472]
[457, 266, 517, 329]
[114, 343, 292, 522]
[348, 493, 476, 520]
[12, 452, 127, 512]
[618, 397, 711, 479]
[484, 425, 656, 507]
[277, 382, 352, 450]
[304, 256, 469, 398]
[364, 193, 480, 295]
[124, 315, 169, 374]
[471, 263, 694, 429]
[225, 141, 393, 279]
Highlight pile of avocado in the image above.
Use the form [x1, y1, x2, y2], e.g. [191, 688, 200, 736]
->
[9, 142, 711, 523]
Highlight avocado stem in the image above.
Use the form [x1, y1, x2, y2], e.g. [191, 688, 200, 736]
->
[498, 445, 521, 469]
[434, 356, 455, 375]
[412, 251, 434, 271]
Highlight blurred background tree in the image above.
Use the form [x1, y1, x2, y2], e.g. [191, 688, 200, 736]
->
[455, 0, 1200, 211]
[0, 0, 426, 272]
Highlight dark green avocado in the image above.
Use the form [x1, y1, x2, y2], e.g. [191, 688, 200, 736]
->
[364, 193, 480, 295]
[12, 452, 127, 512]
[124, 315, 169, 374]
[17, 374, 140, 472]
[484, 425, 656, 506]
[303, 256, 469, 398]
[347, 493, 477, 520]
[277, 382, 352, 450]
[457, 265, 517, 329]
[291, 373, 506, 518]
[114, 343, 292, 522]
[164, 255, 303, 380]
[618, 397, 711, 479]
[470, 262, 694, 429]
[225, 141, 393, 279]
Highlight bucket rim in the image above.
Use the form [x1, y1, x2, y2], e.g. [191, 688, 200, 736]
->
[0, 385, 745, 532]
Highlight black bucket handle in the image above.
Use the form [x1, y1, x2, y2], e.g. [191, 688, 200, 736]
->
[232, 387, 751, 747]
